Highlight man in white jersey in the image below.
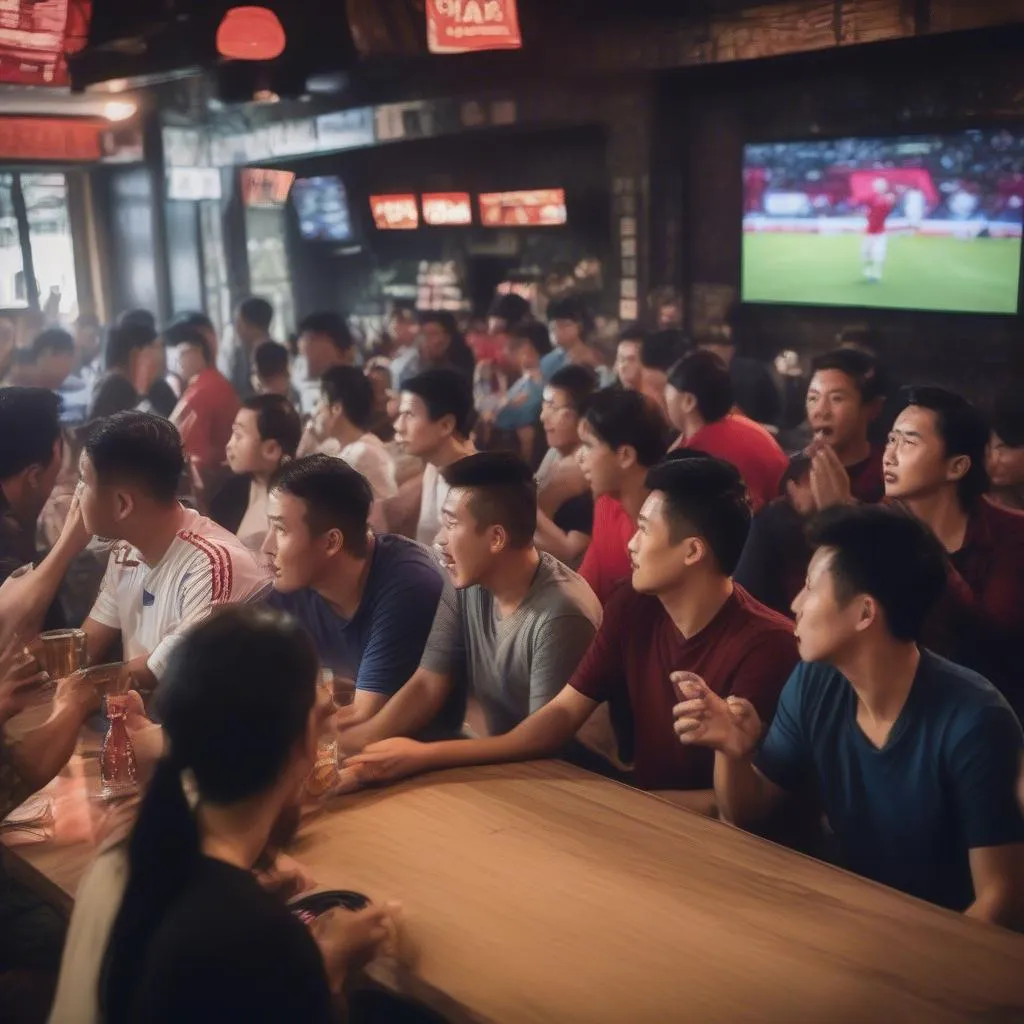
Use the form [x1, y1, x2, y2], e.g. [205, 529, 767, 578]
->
[78, 413, 271, 692]
[392, 369, 476, 546]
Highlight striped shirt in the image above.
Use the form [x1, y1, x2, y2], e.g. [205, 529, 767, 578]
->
[88, 507, 272, 679]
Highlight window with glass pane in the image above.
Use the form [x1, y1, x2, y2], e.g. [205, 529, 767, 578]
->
[22, 174, 78, 320]
[245, 206, 294, 336]
[0, 174, 25, 308]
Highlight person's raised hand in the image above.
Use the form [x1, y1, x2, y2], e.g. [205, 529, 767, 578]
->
[342, 738, 432, 785]
[672, 673, 763, 760]
[0, 635, 48, 724]
[809, 442, 853, 511]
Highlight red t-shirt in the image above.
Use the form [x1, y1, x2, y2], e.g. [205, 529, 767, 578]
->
[944, 499, 1024, 718]
[569, 583, 799, 791]
[578, 496, 635, 606]
[680, 415, 788, 514]
[173, 368, 241, 475]
[846, 446, 885, 504]
[865, 194, 895, 235]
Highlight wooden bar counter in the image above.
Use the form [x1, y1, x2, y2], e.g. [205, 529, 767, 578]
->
[4, 755, 1024, 1023]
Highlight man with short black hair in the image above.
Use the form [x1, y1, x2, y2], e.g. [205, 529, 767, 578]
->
[393, 369, 476, 546]
[541, 297, 592, 382]
[666, 350, 787, 514]
[577, 387, 670, 605]
[0, 389, 65, 632]
[301, 367, 396, 522]
[89, 321, 166, 422]
[166, 321, 240, 484]
[339, 452, 601, 753]
[676, 504, 1024, 924]
[31, 328, 76, 391]
[988, 390, 1024, 512]
[347, 456, 796, 813]
[77, 413, 271, 692]
[222, 296, 274, 399]
[696, 327, 781, 427]
[805, 347, 887, 506]
[252, 340, 301, 407]
[264, 455, 444, 727]
[885, 385, 1024, 717]
[298, 311, 355, 380]
[614, 325, 644, 391]
[640, 329, 687, 412]
[217, 394, 303, 559]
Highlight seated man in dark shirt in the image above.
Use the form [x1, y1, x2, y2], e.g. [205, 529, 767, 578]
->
[885, 385, 1024, 718]
[676, 505, 1024, 925]
[0, 388, 65, 631]
[264, 455, 445, 727]
[347, 455, 798, 816]
[734, 454, 816, 617]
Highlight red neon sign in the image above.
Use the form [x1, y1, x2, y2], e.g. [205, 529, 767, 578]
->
[370, 194, 419, 230]
[479, 189, 567, 227]
[423, 192, 472, 226]
[427, 0, 521, 55]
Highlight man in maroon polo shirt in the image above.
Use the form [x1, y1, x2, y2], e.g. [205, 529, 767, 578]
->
[885, 385, 1024, 718]
[806, 347, 887, 505]
[346, 455, 799, 815]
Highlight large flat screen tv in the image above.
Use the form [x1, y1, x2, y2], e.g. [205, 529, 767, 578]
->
[742, 129, 1023, 314]
[292, 176, 353, 242]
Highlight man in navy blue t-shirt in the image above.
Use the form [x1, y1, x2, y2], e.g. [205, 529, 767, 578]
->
[673, 504, 1024, 925]
[263, 455, 447, 729]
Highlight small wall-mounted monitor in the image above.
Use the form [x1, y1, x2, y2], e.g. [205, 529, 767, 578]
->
[369, 194, 420, 230]
[742, 129, 1023, 314]
[423, 192, 473, 226]
[242, 168, 295, 208]
[479, 189, 567, 227]
[292, 176, 353, 242]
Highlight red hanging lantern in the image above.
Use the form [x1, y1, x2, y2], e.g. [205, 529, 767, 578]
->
[216, 6, 287, 62]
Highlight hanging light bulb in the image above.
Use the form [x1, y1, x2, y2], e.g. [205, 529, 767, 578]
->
[216, 7, 286, 62]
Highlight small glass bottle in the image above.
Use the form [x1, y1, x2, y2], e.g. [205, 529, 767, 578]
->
[100, 694, 139, 801]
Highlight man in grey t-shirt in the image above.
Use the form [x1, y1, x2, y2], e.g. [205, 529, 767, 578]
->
[336, 452, 601, 752]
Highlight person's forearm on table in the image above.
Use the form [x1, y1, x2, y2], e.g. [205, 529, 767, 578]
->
[714, 751, 777, 827]
[412, 701, 580, 773]
[534, 512, 588, 565]
[340, 671, 449, 751]
[9, 699, 88, 791]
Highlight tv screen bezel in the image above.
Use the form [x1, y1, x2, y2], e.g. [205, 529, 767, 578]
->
[739, 125, 1024, 318]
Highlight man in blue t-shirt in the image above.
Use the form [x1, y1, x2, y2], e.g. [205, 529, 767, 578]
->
[263, 455, 446, 729]
[673, 504, 1024, 925]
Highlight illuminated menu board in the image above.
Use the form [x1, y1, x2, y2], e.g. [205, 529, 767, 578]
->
[423, 192, 473, 226]
[479, 189, 567, 227]
[370, 194, 419, 230]
[242, 169, 295, 207]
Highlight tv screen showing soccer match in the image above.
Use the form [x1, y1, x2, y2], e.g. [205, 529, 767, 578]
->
[742, 130, 1024, 314]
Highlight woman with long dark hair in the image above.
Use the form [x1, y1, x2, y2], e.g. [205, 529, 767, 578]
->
[51, 606, 389, 1023]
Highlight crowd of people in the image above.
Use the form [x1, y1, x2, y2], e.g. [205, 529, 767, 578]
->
[0, 290, 1023, 1021]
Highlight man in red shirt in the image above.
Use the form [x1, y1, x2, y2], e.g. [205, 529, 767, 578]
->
[806, 347, 886, 504]
[862, 178, 896, 282]
[576, 388, 670, 605]
[166, 321, 240, 488]
[666, 351, 788, 513]
[345, 455, 798, 815]
[885, 385, 1024, 718]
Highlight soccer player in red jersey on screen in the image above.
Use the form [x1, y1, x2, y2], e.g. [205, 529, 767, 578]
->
[862, 178, 896, 283]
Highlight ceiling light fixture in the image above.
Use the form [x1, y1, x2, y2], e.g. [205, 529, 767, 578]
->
[216, 7, 287, 62]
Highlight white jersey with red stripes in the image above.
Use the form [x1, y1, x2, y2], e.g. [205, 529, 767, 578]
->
[88, 506, 273, 680]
